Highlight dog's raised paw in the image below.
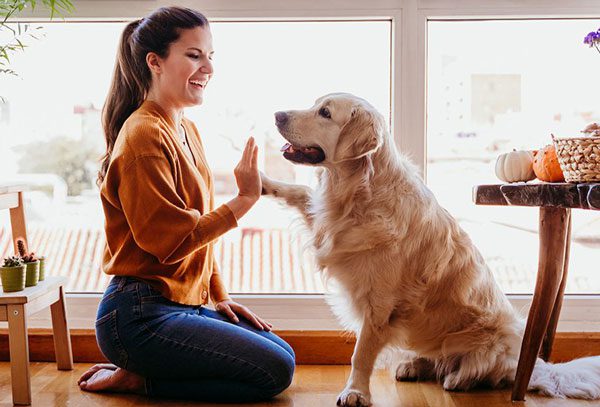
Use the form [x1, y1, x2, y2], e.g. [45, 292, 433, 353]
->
[260, 172, 278, 196]
[336, 389, 371, 407]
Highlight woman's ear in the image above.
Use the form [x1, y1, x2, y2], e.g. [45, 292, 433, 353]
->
[333, 106, 383, 163]
[146, 52, 162, 74]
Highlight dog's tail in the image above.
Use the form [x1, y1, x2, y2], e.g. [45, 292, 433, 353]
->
[528, 356, 600, 399]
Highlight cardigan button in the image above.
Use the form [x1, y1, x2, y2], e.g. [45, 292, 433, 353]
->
[201, 290, 208, 300]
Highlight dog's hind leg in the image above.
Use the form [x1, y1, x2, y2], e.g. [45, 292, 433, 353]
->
[440, 349, 515, 392]
[338, 323, 389, 407]
[260, 172, 314, 226]
[395, 352, 436, 382]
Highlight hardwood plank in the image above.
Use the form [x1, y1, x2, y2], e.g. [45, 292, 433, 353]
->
[0, 362, 597, 406]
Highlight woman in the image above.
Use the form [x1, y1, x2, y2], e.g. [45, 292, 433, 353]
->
[77, 6, 295, 402]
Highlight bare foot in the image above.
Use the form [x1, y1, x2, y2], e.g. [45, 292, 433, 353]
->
[78, 363, 117, 385]
[78, 364, 145, 394]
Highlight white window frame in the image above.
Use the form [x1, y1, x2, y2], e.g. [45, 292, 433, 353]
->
[11, 0, 600, 332]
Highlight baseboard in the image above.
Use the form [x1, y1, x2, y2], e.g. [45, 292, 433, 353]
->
[0, 329, 598, 365]
[0, 329, 357, 365]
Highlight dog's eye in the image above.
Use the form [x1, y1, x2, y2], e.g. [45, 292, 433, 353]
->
[318, 107, 331, 119]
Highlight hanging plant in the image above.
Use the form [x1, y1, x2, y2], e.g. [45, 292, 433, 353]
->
[1, 1, 74, 99]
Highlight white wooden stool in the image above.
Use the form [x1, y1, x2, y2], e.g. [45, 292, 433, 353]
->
[1, 276, 73, 405]
[1, 185, 73, 405]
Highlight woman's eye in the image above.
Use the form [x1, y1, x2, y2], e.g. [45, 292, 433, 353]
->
[187, 54, 200, 59]
[319, 107, 331, 119]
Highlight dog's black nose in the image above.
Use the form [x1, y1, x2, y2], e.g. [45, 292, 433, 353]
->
[275, 111, 288, 126]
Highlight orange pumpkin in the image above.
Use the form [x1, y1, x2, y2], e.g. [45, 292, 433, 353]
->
[533, 145, 565, 182]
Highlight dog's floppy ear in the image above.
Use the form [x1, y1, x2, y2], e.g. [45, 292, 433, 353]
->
[333, 105, 383, 163]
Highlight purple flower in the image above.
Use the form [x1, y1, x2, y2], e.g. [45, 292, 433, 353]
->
[584, 28, 600, 54]
[584, 30, 600, 46]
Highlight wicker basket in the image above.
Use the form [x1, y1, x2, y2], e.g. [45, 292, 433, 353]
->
[552, 134, 600, 183]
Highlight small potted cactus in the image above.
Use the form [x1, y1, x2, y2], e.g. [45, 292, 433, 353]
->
[17, 239, 39, 287]
[1, 256, 26, 292]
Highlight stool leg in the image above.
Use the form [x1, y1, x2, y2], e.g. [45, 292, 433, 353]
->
[512, 207, 570, 401]
[50, 286, 73, 370]
[8, 304, 31, 405]
[541, 212, 571, 361]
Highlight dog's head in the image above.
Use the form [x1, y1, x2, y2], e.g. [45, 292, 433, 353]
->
[275, 93, 386, 166]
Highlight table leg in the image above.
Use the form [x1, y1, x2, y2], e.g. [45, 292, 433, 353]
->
[7, 304, 31, 405]
[541, 213, 572, 361]
[9, 191, 28, 254]
[50, 286, 73, 370]
[511, 207, 571, 401]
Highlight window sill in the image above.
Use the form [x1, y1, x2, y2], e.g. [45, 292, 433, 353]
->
[0, 293, 598, 331]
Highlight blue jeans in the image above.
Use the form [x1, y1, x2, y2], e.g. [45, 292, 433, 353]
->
[95, 276, 295, 402]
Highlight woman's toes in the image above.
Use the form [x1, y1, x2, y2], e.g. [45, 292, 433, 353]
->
[78, 368, 145, 394]
[79, 369, 116, 392]
[78, 363, 118, 385]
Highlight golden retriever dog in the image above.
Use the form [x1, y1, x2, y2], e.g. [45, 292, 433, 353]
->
[260, 93, 600, 406]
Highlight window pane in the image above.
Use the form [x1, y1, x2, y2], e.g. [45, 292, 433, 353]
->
[427, 20, 600, 294]
[0, 21, 391, 294]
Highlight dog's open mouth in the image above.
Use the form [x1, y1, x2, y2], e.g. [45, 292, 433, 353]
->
[280, 143, 326, 164]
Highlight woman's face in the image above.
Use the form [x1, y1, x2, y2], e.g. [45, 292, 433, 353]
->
[152, 26, 214, 108]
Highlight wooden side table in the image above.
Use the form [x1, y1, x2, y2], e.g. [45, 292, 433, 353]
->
[473, 182, 600, 401]
[0, 185, 73, 405]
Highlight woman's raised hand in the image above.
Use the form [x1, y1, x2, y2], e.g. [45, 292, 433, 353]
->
[227, 137, 261, 221]
[234, 137, 261, 202]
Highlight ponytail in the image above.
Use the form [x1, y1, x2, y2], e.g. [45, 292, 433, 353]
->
[98, 20, 146, 185]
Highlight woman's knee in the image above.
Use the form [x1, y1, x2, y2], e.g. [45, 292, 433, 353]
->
[261, 348, 295, 397]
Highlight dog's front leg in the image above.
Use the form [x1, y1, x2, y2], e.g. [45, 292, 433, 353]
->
[260, 172, 314, 226]
[337, 323, 388, 407]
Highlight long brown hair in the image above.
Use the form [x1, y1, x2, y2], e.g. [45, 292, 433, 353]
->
[98, 6, 209, 185]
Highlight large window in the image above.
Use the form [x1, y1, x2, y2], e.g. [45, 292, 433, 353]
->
[0, 20, 391, 294]
[427, 19, 600, 294]
[2, 1, 600, 333]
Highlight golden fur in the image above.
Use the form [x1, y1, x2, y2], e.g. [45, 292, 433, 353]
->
[261, 93, 600, 407]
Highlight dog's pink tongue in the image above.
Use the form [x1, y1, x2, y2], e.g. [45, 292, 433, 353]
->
[280, 143, 293, 152]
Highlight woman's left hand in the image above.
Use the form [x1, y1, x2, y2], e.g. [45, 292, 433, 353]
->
[215, 299, 272, 331]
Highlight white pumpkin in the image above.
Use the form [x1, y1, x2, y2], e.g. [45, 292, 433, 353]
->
[495, 150, 536, 183]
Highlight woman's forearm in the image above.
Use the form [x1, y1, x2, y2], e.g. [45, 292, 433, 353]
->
[226, 195, 259, 221]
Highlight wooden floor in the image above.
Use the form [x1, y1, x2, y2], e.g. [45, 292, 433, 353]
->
[0, 362, 598, 406]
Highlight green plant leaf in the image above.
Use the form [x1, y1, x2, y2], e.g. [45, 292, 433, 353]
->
[1, 0, 73, 80]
